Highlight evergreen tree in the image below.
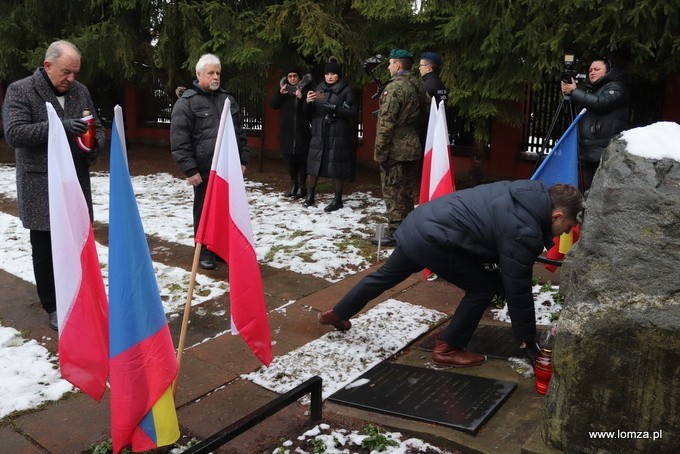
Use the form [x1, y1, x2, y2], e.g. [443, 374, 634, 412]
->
[2, 0, 678, 136]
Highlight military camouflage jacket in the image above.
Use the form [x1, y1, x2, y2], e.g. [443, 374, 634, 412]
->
[374, 71, 429, 163]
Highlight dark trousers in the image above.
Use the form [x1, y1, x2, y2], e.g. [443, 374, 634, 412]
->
[581, 161, 598, 191]
[287, 160, 307, 186]
[193, 176, 213, 260]
[332, 246, 499, 348]
[30, 230, 56, 314]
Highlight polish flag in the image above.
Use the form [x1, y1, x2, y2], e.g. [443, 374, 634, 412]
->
[195, 99, 272, 366]
[419, 99, 455, 279]
[46, 102, 109, 401]
[419, 97, 438, 205]
[420, 99, 455, 204]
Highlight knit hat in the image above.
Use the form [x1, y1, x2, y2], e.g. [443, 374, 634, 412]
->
[420, 52, 442, 67]
[286, 65, 302, 76]
[323, 60, 342, 75]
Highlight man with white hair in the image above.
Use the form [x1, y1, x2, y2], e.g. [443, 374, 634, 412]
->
[170, 53, 250, 270]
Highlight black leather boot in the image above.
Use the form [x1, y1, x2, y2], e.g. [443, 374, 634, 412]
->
[324, 193, 343, 212]
[303, 188, 316, 207]
[295, 185, 307, 199]
[287, 182, 298, 197]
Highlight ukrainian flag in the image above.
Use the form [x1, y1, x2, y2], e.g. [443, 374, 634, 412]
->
[108, 106, 180, 453]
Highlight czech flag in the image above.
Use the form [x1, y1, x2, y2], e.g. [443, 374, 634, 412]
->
[46, 102, 108, 401]
[108, 105, 180, 453]
[531, 109, 586, 271]
[195, 99, 273, 366]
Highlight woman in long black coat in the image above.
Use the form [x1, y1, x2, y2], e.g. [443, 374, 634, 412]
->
[561, 56, 630, 189]
[302, 60, 359, 212]
[270, 65, 313, 198]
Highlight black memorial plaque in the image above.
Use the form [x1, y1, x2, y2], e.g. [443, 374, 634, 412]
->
[329, 363, 517, 434]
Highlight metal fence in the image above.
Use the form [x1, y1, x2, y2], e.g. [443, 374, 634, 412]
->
[520, 79, 665, 155]
[91, 77, 666, 150]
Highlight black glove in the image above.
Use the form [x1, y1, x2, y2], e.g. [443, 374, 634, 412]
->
[321, 102, 337, 113]
[62, 119, 88, 136]
[379, 161, 389, 172]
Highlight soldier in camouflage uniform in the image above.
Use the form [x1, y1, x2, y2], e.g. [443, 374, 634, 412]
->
[372, 49, 430, 246]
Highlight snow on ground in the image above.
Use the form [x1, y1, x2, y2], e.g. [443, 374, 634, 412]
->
[0, 324, 74, 419]
[244, 299, 447, 400]
[0, 162, 561, 427]
[0, 211, 227, 313]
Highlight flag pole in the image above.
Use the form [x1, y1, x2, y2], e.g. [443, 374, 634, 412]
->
[173, 241, 203, 395]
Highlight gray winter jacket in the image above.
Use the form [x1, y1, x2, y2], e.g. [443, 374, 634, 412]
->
[3, 68, 105, 231]
[170, 82, 249, 178]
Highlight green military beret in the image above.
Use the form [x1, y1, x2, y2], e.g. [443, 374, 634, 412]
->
[389, 49, 413, 59]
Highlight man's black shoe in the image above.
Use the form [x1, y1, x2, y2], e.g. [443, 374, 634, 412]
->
[200, 257, 216, 270]
[48, 311, 58, 331]
[199, 249, 217, 270]
[521, 341, 540, 365]
[371, 232, 396, 246]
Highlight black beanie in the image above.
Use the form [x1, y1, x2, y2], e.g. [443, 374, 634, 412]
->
[285, 65, 302, 76]
[323, 60, 342, 75]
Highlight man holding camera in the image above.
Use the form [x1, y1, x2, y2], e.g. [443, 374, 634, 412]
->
[170, 53, 250, 270]
[372, 49, 430, 246]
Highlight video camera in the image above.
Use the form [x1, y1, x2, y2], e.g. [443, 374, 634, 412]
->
[561, 54, 586, 83]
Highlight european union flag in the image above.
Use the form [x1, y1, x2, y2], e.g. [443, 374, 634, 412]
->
[531, 109, 586, 187]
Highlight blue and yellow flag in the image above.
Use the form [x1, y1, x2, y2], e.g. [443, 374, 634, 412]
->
[532, 109, 586, 267]
[108, 105, 180, 453]
[531, 109, 585, 188]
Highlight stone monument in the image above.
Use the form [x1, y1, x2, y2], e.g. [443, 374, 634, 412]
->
[543, 122, 680, 453]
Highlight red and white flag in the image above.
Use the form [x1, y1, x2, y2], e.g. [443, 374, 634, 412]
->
[420, 99, 455, 204]
[195, 99, 272, 366]
[419, 99, 455, 279]
[46, 102, 109, 401]
[419, 97, 439, 205]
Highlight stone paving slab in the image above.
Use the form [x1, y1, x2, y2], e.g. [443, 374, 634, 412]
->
[15, 393, 111, 454]
[0, 426, 47, 453]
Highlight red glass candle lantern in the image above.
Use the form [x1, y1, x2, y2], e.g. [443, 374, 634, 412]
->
[534, 347, 553, 395]
[76, 110, 96, 152]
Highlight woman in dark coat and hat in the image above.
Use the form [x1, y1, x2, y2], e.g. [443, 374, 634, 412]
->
[561, 56, 630, 189]
[303, 60, 359, 212]
[270, 65, 313, 198]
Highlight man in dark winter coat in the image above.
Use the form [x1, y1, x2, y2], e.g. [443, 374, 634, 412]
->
[3, 40, 106, 330]
[319, 180, 583, 367]
[419, 52, 448, 106]
[561, 56, 630, 189]
[170, 53, 250, 270]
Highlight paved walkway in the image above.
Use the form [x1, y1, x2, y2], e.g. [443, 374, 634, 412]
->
[0, 141, 562, 453]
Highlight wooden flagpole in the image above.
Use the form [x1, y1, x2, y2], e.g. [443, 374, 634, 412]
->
[172, 242, 203, 396]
